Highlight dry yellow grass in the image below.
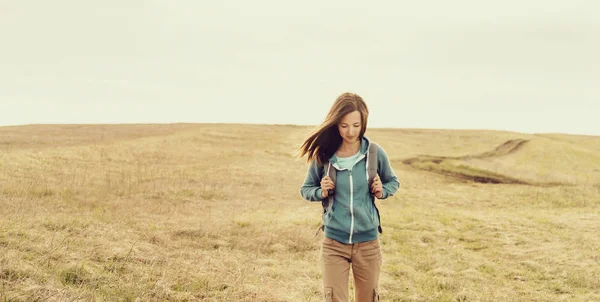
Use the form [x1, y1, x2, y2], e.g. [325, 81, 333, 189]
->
[1, 124, 599, 301]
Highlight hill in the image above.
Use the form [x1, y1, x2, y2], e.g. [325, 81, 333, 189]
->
[1, 124, 599, 301]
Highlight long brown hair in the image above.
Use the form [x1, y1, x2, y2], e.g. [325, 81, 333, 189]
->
[299, 92, 369, 166]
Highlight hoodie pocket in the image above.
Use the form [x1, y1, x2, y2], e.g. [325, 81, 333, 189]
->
[323, 204, 343, 230]
[352, 202, 377, 232]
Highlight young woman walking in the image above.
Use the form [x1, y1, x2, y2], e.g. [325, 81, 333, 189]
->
[299, 92, 400, 302]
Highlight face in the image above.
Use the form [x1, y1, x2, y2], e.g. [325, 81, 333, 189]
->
[337, 110, 362, 144]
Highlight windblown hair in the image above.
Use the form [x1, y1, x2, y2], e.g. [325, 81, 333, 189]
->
[299, 92, 369, 166]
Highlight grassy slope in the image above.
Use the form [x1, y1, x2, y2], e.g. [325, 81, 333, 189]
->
[0, 124, 599, 301]
[401, 133, 600, 186]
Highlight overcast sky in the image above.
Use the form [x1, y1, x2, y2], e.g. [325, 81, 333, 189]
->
[1, 1, 598, 135]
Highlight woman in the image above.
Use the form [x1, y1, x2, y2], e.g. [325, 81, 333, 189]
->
[299, 92, 400, 302]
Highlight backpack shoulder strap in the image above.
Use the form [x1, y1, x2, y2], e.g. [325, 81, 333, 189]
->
[324, 160, 335, 212]
[325, 159, 336, 187]
[367, 141, 383, 234]
[367, 142, 379, 188]
[316, 159, 336, 235]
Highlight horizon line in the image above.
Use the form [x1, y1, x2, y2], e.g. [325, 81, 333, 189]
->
[1, 121, 598, 138]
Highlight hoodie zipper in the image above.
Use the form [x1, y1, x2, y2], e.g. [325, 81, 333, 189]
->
[349, 173, 354, 243]
[333, 153, 366, 244]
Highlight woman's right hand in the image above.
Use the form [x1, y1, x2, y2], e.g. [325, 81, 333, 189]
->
[320, 176, 335, 198]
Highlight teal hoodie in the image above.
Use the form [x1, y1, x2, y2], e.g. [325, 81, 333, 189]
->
[300, 136, 400, 244]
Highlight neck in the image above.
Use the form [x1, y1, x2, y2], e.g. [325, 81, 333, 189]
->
[339, 139, 361, 153]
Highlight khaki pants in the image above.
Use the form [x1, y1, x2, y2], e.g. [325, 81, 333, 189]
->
[321, 237, 382, 302]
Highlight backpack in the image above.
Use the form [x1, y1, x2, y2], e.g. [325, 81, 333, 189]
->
[316, 142, 383, 235]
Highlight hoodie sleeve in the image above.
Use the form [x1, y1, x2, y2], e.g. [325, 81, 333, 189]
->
[376, 145, 400, 199]
[300, 160, 325, 202]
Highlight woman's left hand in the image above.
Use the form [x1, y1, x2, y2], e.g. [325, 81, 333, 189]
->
[371, 174, 383, 199]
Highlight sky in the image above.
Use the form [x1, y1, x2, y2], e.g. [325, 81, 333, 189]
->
[1, 1, 599, 135]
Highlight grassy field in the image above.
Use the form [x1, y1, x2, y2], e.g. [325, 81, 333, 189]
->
[1, 123, 599, 301]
